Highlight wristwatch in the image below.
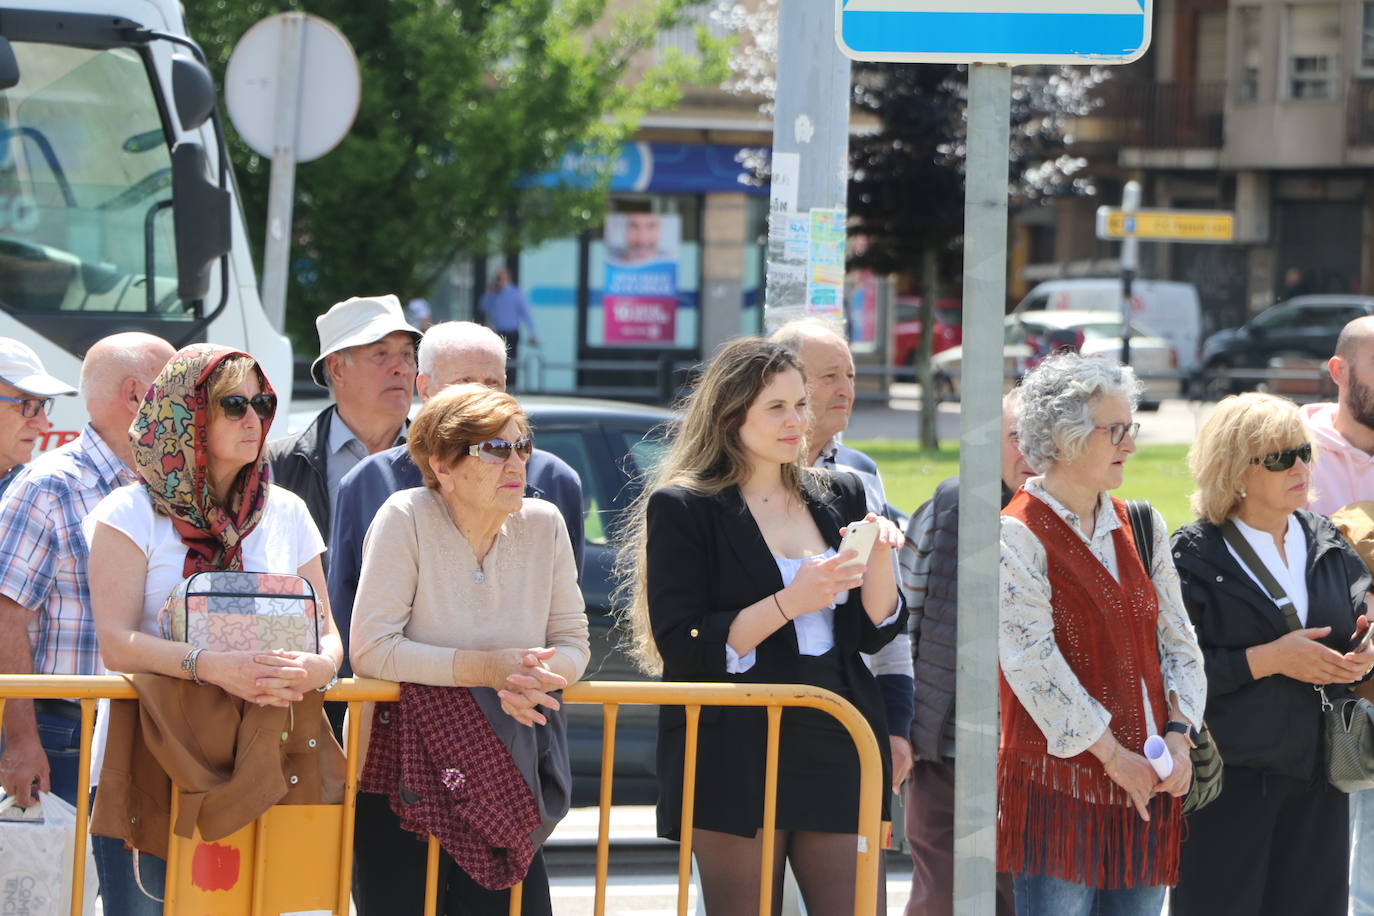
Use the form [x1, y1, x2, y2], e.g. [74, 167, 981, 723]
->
[1164, 720, 1200, 745]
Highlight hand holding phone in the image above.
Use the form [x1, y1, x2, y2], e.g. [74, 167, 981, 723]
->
[1352, 617, 1374, 656]
[838, 519, 880, 570]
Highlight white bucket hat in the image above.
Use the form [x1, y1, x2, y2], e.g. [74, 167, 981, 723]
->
[311, 294, 422, 388]
[0, 338, 78, 397]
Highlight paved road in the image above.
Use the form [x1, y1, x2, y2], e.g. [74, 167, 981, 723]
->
[544, 806, 913, 915]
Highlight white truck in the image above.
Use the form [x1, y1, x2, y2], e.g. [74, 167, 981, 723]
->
[0, 0, 291, 452]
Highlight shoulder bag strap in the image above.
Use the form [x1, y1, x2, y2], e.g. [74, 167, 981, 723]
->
[1125, 499, 1154, 576]
[1220, 519, 1303, 633]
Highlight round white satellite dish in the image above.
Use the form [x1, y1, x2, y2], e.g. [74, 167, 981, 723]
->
[224, 13, 361, 163]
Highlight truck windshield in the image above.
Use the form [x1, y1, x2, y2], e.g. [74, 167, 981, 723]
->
[0, 41, 191, 322]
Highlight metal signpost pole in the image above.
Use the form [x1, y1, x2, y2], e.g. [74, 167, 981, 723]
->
[258, 13, 305, 335]
[952, 62, 1011, 916]
[764, 0, 850, 332]
[1119, 180, 1141, 366]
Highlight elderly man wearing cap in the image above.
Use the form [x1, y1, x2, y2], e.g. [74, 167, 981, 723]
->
[269, 295, 422, 546]
[0, 332, 174, 807]
[0, 339, 77, 496]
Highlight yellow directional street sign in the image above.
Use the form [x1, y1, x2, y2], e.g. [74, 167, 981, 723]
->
[1095, 207, 1234, 243]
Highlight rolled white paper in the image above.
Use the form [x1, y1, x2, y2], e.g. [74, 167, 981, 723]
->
[1143, 734, 1173, 780]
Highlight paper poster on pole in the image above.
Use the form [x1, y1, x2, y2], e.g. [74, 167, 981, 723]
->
[807, 208, 846, 313]
[602, 213, 681, 346]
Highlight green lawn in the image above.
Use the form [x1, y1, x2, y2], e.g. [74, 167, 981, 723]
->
[848, 440, 1198, 533]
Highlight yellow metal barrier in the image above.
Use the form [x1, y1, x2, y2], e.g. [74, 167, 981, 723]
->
[0, 676, 884, 916]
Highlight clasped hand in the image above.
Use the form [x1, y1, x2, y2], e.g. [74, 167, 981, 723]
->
[1102, 731, 1193, 821]
[202, 649, 334, 707]
[498, 647, 567, 727]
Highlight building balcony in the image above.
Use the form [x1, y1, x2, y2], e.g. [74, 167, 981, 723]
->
[1096, 80, 1226, 151]
[1349, 78, 1374, 147]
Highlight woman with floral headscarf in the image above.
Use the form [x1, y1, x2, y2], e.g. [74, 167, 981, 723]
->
[84, 344, 344, 914]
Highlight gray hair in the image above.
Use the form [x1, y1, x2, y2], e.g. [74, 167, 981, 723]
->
[768, 316, 846, 355]
[1015, 352, 1142, 472]
[417, 321, 507, 376]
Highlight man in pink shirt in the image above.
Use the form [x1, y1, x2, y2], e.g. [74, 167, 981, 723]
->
[1303, 316, 1374, 516]
[1301, 314, 1374, 914]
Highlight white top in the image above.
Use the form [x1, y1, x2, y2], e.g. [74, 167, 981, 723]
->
[726, 549, 841, 674]
[82, 483, 326, 784]
[999, 479, 1207, 759]
[724, 548, 900, 674]
[1223, 514, 1310, 626]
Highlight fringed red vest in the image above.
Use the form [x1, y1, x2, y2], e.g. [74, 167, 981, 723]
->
[999, 490, 1181, 889]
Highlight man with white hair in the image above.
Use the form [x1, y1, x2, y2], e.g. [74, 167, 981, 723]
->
[327, 321, 583, 673]
[0, 332, 173, 806]
[269, 294, 422, 547]
[769, 318, 917, 792]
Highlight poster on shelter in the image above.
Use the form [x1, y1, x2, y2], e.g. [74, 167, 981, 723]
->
[603, 213, 681, 345]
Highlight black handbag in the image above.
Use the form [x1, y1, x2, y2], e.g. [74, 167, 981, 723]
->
[1219, 519, 1374, 794]
[1126, 500, 1223, 813]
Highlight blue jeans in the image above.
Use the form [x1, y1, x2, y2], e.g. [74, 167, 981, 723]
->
[35, 709, 81, 805]
[90, 790, 165, 915]
[1013, 871, 1166, 916]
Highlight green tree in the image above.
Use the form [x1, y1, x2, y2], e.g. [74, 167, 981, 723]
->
[183, 0, 728, 350]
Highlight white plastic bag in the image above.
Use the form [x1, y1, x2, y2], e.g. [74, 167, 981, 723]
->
[0, 790, 99, 915]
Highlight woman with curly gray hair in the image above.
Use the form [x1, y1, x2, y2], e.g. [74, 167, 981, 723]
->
[998, 352, 1206, 915]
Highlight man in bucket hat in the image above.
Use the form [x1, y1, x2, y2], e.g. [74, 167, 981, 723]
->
[269, 295, 422, 548]
[0, 338, 78, 496]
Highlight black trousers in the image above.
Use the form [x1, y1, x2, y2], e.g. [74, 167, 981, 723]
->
[353, 790, 551, 916]
[1171, 765, 1348, 916]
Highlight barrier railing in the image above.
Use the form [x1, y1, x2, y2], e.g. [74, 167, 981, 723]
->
[0, 676, 884, 916]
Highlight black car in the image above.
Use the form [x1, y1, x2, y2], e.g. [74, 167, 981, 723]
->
[523, 397, 675, 806]
[1199, 295, 1374, 394]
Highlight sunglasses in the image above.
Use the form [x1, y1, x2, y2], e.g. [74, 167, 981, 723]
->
[1252, 442, 1312, 472]
[218, 393, 277, 421]
[467, 437, 533, 463]
[0, 396, 54, 419]
[1093, 421, 1140, 446]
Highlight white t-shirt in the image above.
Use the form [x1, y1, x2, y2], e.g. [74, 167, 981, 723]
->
[82, 483, 326, 783]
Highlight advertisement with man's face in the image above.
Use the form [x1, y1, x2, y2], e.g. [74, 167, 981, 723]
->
[602, 212, 681, 346]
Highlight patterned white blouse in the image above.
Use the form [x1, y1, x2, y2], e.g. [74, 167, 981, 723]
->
[999, 478, 1206, 759]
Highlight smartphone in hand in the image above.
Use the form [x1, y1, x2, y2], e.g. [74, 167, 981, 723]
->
[838, 520, 880, 569]
[1352, 619, 1374, 655]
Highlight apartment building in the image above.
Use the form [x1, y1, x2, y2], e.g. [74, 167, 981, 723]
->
[1026, 0, 1374, 335]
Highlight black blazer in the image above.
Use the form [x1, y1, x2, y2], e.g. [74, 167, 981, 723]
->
[644, 471, 907, 839]
[1171, 510, 1370, 781]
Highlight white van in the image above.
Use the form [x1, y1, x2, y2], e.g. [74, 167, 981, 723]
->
[1015, 279, 1202, 373]
[0, 0, 292, 454]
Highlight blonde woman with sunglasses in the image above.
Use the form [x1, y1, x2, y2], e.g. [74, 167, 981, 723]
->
[348, 383, 588, 916]
[1171, 391, 1374, 916]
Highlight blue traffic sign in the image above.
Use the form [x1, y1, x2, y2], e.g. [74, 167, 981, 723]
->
[835, 0, 1153, 65]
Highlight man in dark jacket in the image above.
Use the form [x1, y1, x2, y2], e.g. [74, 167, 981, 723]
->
[897, 391, 1030, 916]
[268, 295, 422, 548]
[327, 321, 583, 678]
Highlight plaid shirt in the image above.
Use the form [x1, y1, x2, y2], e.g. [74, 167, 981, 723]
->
[0, 425, 135, 676]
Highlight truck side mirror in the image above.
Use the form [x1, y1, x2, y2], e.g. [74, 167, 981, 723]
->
[171, 142, 230, 303]
[171, 54, 216, 132]
[0, 38, 19, 91]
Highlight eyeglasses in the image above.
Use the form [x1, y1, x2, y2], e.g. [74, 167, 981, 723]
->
[1252, 442, 1312, 472]
[218, 393, 277, 421]
[1093, 422, 1140, 446]
[467, 437, 533, 463]
[0, 396, 54, 418]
